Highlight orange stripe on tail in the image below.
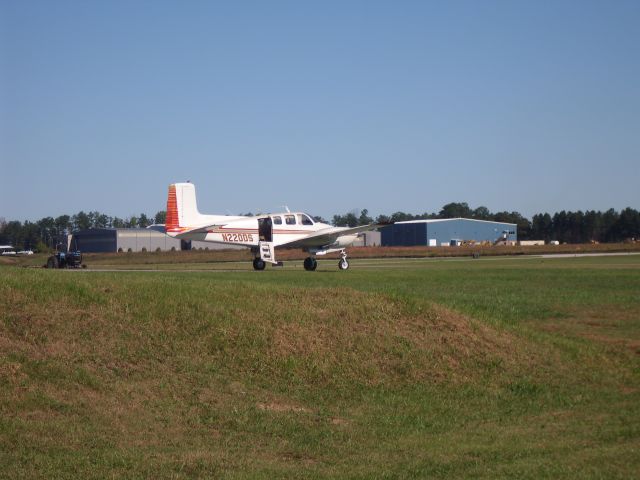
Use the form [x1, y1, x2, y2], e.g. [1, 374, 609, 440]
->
[165, 184, 179, 232]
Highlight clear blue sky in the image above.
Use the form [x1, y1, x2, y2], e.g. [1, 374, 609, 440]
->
[1, 0, 639, 222]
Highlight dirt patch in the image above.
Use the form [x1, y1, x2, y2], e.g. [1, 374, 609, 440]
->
[0, 361, 26, 383]
[330, 417, 350, 426]
[538, 304, 640, 354]
[582, 334, 640, 351]
[278, 451, 318, 466]
[256, 402, 311, 414]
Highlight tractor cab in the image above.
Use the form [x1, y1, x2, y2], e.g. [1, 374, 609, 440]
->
[46, 242, 84, 269]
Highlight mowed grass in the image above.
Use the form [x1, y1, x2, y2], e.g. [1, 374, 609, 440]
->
[1, 256, 639, 478]
[3, 241, 640, 270]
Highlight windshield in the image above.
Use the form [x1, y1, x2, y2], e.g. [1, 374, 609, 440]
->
[298, 214, 314, 225]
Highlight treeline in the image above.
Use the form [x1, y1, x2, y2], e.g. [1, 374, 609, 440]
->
[1, 203, 639, 250]
[0, 211, 167, 251]
[332, 202, 640, 244]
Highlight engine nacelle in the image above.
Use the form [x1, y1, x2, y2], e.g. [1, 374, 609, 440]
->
[328, 234, 358, 249]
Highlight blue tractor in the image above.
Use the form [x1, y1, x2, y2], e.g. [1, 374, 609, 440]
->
[46, 243, 84, 269]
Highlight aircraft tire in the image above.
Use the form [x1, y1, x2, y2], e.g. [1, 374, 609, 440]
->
[338, 259, 349, 270]
[253, 258, 266, 271]
[303, 257, 317, 271]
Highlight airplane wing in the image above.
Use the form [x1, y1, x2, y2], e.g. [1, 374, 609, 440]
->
[280, 223, 391, 250]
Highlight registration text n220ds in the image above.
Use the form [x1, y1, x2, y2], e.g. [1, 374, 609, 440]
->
[221, 233, 254, 242]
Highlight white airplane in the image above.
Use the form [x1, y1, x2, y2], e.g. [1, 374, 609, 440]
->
[164, 182, 389, 270]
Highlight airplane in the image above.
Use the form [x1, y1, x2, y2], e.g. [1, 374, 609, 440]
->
[164, 182, 390, 271]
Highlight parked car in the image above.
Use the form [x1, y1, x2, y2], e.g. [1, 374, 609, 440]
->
[18, 250, 34, 255]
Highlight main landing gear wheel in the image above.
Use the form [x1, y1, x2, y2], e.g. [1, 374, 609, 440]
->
[253, 258, 266, 271]
[303, 257, 317, 271]
[338, 250, 349, 270]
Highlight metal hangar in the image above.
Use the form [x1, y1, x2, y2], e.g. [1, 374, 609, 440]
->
[381, 218, 517, 246]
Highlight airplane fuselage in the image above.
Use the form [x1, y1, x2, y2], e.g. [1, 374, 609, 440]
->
[179, 213, 338, 249]
[165, 182, 383, 270]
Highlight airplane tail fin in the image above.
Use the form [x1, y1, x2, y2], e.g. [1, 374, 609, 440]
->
[165, 183, 205, 234]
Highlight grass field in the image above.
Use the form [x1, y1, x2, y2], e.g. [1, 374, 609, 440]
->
[3, 241, 640, 270]
[1, 255, 639, 478]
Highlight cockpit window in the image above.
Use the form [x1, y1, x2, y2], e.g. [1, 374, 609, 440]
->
[272, 216, 282, 225]
[285, 215, 296, 225]
[298, 214, 314, 225]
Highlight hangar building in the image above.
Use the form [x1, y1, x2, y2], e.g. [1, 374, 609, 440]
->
[352, 231, 381, 247]
[71, 228, 242, 253]
[381, 218, 517, 247]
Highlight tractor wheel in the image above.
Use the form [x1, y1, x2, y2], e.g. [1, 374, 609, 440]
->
[47, 256, 59, 269]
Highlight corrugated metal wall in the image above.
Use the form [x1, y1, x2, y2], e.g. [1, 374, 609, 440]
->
[426, 220, 517, 245]
[381, 219, 517, 246]
[117, 231, 243, 252]
[73, 229, 117, 252]
[73, 229, 244, 253]
[381, 223, 428, 246]
[117, 230, 182, 252]
[352, 231, 381, 247]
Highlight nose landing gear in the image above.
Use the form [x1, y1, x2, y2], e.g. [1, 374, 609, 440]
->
[338, 250, 349, 270]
